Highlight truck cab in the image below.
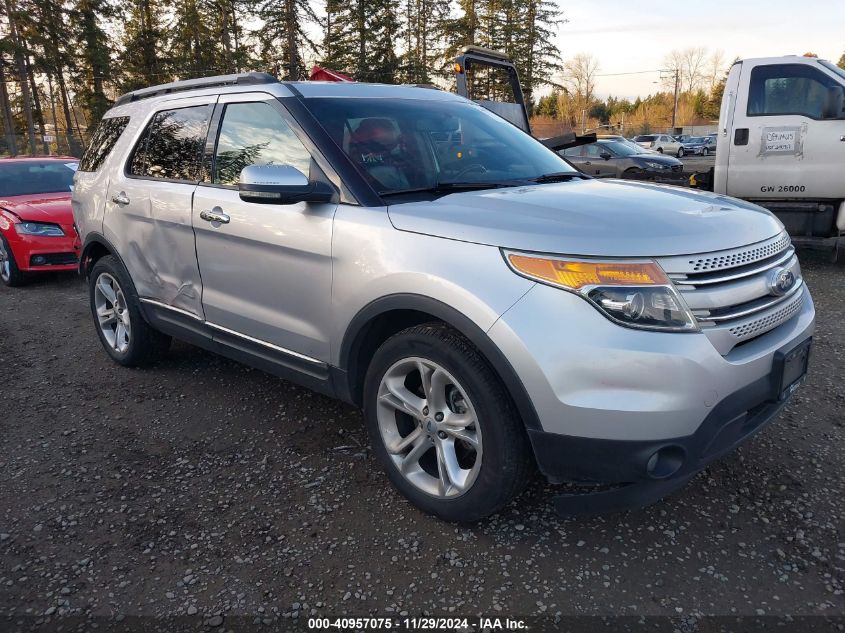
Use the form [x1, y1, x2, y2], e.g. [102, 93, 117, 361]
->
[714, 56, 845, 254]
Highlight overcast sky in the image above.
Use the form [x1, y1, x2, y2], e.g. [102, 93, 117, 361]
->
[553, 0, 845, 99]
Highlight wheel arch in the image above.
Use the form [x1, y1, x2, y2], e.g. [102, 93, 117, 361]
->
[80, 232, 120, 278]
[337, 294, 542, 431]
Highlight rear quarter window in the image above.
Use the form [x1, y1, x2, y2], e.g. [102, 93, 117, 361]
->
[78, 116, 130, 172]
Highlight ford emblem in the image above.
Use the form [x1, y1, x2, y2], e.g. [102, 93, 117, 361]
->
[767, 267, 795, 296]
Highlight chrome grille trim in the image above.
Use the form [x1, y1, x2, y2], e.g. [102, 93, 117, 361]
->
[726, 287, 805, 341]
[658, 231, 803, 354]
[693, 279, 803, 323]
[659, 231, 791, 275]
[669, 248, 796, 287]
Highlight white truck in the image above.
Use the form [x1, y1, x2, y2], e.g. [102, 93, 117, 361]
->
[712, 55, 845, 257]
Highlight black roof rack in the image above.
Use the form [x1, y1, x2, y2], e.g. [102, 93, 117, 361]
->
[113, 72, 279, 106]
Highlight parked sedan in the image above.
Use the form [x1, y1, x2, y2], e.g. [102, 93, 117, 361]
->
[561, 139, 684, 178]
[632, 134, 683, 156]
[680, 136, 718, 156]
[0, 157, 80, 286]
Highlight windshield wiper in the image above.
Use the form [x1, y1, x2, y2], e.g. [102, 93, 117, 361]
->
[380, 181, 525, 197]
[530, 172, 584, 183]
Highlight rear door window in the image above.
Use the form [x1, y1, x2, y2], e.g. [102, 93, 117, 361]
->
[129, 105, 211, 181]
[78, 116, 129, 172]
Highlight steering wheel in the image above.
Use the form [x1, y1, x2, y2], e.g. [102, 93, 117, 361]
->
[452, 162, 488, 180]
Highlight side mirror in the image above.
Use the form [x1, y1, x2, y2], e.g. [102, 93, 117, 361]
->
[823, 85, 844, 119]
[599, 151, 612, 160]
[238, 164, 335, 204]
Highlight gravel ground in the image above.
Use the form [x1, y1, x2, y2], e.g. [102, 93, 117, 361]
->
[0, 252, 842, 630]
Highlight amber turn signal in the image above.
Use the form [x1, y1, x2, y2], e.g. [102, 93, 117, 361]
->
[506, 254, 669, 290]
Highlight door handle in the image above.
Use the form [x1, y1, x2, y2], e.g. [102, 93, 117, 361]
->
[200, 209, 230, 224]
[111, 192, 130, 206]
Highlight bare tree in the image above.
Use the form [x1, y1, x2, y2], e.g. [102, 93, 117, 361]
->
[562, 53, 599, 102]
[663, 47, 708, 93]
[705, 49, 727, 93]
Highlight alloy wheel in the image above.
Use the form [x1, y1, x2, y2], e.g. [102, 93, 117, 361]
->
[376, 357, 482, 498]
[94, 272, 131, 353]
[0, 239, 10, 282]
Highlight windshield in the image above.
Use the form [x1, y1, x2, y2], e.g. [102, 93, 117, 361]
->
[687, 137, 705, 143]
[598, 141, 644, 156]
[304, 97, 577, 194]
[0, 160, 77, 197]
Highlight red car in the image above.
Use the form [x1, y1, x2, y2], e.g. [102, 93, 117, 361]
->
[0, 156, 80, 286]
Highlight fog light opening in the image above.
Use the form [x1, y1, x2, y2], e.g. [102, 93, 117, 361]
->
[31, 255, 46, 266]
[646, 446, 685, 479]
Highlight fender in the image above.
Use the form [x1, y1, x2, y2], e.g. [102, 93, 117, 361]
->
[338, 293, 541, 430]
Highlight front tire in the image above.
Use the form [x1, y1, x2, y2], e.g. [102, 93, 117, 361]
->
[363, 323, 533, 522]
[677, 148, 685, 157]
[0, 234, 28, 287]
[702, 147, 709, 156]
[89, 255, 171, 366]
[656, 147, 664, 153]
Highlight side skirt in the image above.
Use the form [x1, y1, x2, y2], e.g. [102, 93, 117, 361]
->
[139, 298, 338, 399]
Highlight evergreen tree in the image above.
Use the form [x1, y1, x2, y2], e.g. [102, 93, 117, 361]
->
[257, 0, 320, 80]
[73, 0, 115, 131]
[321, 0, 401, 83]
[121, 0, 168, 90]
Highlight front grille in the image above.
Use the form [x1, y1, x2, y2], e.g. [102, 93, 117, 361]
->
[658, 232, 804, 355]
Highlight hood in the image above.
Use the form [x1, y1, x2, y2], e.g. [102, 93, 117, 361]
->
[631, 153, 680, 165]
[387, 179, 784, 257]
[0, 192, 74, 225]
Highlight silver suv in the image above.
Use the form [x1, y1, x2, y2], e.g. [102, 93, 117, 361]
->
[72, 73, 815, 521]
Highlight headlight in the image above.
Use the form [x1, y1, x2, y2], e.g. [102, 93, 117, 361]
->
[504, 252, 698, 332]
[643, 161, 667, 170]
[14, 222, 65, 237]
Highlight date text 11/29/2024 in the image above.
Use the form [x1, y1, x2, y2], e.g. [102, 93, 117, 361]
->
[307, 616, 528, 630]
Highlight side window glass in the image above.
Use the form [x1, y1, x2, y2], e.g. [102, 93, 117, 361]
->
[128, 105, 211, 181]
[213, 102, 311, 186]
[561, 146, 581, 157]
[748, 65, 831, 118]
[584, 144, 603, 158]
[79, 116, 129, 172]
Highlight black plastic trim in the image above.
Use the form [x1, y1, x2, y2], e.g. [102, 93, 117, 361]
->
[140, 301, 335, 398]
[338, 293, 542, 430]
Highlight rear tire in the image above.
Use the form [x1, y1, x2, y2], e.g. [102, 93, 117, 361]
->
[0, 234, 29, 287]
[363, 323, 533, 522]
[89, 255, 171, 366]
[656, 147, 664, 153]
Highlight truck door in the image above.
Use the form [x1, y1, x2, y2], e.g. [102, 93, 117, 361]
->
[725, 60, 845, 201]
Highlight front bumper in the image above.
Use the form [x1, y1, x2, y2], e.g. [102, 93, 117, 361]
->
[2, 227, 79, 272]
[487, 282, 815, 513]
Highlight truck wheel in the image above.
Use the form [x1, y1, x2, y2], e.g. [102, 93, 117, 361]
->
[363, 323, 533, 522]
[89, 255, 171, 366]
[0, 233, 28, 287]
